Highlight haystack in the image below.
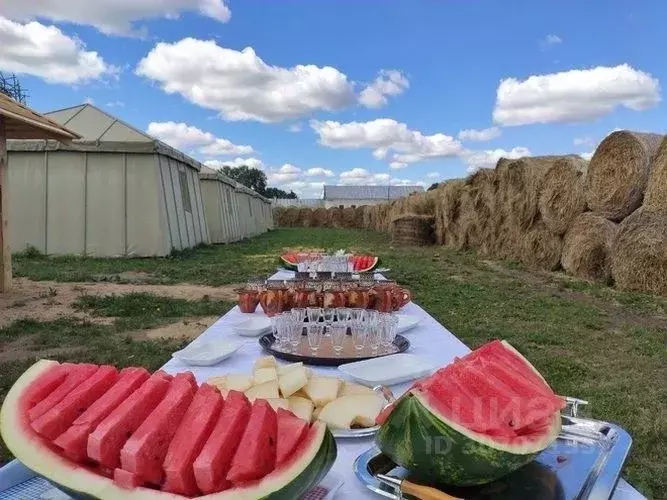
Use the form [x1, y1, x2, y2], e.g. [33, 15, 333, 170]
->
[519, 221, 563, 271]
[297, 208, 312, 227]
[561, 213, 618, 283]
[434, 180, 465, 247]
[341, 207, 357, 228]
[586, 131, 663, 221]
[353, 206, 365, 228]
[643, 135, 667, 212]
[611, 209, 667, 295]
[391, 214, 435, 246]
[328, 207, 343, 228]
[310, 207, 329, 227]
[538, 156, 589, 235]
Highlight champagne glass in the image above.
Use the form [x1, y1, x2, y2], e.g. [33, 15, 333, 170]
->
[352, 323, 367, 352]
[307, 324, 323, 354]
[307, 307, 322, 324]
[330, 324, 346, 355]
[322, 308, 335, 335]
[288, 322, 302, 353]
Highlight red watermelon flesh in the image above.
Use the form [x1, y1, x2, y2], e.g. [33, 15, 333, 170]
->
[193, 390, 251, 494]
[119, 372, 197, 485]
[28, 364, 98, 421]
[162, 383, 223, 496]
[87, 371, 171, 468]
[21, 363, 70, 410]
[113, 467, 143, 489]
[227, 399, 277, 485]
[275, 408, 308, 467]
[54, 367, 150, 462]
[31, 366, 119, 440]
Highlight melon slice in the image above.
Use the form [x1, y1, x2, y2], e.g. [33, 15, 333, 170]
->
[339, 381, 375, 397]
[193, 390, 251, 494]
[245, 380, 280, 401]
[28, 364, 97, 421]
[253, 367, 278, 385]
[265, 398, 290, 412]
[278, 366, 309, 398]
[254, 355, 277, 370]
[119, 372, 196, 485]
[162, 383, 223, 496]
[288, 396, 314, 423]
[227, 399, 277, 485]
[21, 363, 70, 410]
[302, 377, 342, 407]
[53, 367, 150, 462]
[31, 366, 119, 440]
[317, 394, 385, 429]
[225, 374, 254, 392]
[277, 362, 303, 376]
[276, 408, 308, 466]
[87, 371, 171, 468]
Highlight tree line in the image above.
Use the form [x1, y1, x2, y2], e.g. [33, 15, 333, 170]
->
[219, 165, 297, 199]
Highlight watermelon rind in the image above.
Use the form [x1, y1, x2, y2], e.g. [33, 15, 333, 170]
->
[375, 391, 561, 486]
[1, 360, 337, 500]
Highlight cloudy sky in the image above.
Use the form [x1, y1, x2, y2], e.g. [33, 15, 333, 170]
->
[1, 1, 664, 197]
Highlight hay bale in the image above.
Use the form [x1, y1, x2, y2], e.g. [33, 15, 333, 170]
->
[328, 207, 343, 228]
[297, 208, 312, 227]
[341, 207, 357, 228]
[519, 221, 563, 271]
[586, 131, 663, 221]
[353, 206, 365, 228]
[643, 135, 667, 212]
[391, 214, 435, 246]
[538, 156, 589, 235]
[611, 209, 667, 295]
[434, 180, 465, 248]
[561, 213, 618, 283]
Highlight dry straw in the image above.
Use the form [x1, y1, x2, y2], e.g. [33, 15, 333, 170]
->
[611, 208, 667, 295]
[643, 135, 667, 212]
[586, 131, 663, 221]
[391, 214, 435, 246]
[538, 156, 589, 235]
[519, 221, 563, 271]
[434, 180, 465, 248]
[561, 213, 618, 283]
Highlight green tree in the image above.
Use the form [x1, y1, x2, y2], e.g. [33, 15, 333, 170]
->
[264, 187, 297, 199]
[427, 182, 440, 191]
[222, 165, 267, 194]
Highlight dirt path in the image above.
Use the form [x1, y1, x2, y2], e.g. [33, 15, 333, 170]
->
[0, 278, 240, 328]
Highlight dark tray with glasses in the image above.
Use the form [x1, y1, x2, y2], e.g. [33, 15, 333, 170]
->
[258, 333, 410, 366]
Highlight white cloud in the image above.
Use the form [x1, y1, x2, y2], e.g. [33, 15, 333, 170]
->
[275, 181, 324, 198]
[458, 126, 502, 142]
[204, 157, 265, 170]
[0, 0, 231, 36]
[337, 168, 423, 188]
[137, 39, 357, 122]
[305, 167, 334, 178]
[494, 64, 661, 126]
[84, 96, 95, 104]
[580, 152, 594, 161]
[0, 17, 114, 84]
[106, 100, 124, 108]
[147, 121, 253, 155]
[359, 70, 409, 108]
[389, 161, 407, 170]
[426, 172, 440, 179]
[311, 118, 464, 165]
[288, 123, 303, 133]
[463, 146, 531, 173]
[542, 34, 562, 46]
[573, 136, 594, 146]
[267, 164, 303, 184]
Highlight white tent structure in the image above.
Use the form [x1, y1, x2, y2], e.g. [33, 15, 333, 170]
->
[7, 104, 212, 257]
[199, 166, 273, 244]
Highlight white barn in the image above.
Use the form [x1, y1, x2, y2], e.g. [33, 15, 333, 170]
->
[7, 104, 210, 257]
[323, 185, 424, 208]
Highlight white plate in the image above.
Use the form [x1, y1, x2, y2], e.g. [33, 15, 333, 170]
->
[395, 314, 421, 334]
[232, 316, 272, 337]
[338, 354, 434, 387]
[172, 339, 243, 366]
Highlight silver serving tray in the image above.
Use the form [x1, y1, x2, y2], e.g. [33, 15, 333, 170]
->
[354, 402, 632, 500]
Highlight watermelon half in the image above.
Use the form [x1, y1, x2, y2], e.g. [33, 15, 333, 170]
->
[279, 252, 378, 272]
[375, 340, 564, 486]
[1, 360, 337, 499]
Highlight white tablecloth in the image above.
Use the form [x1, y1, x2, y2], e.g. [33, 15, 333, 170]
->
[161, 271, 644, 500]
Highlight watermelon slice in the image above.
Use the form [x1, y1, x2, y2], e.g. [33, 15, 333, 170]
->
[227, 399, 277, 485]
[87, 371, 171, 468]
[28, 364, 98, 421]
[53, 367, 150, 462]
[193, 390, 251, 494]
[1, 360, 337, 499]
[275, 408, 309, 467]
[119, 372, 197, 485]
[162, 383, 223, 496]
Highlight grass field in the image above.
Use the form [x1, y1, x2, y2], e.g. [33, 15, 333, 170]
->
[3, 228, 666, 497]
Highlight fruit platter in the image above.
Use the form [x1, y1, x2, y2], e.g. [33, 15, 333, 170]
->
[280, 250, 379, 273]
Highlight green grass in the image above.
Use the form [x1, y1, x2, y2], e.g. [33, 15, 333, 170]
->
[4, 228, 667, 496]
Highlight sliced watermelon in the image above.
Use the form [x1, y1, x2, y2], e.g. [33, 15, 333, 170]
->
[162, 383, 223, 496]
[193, 390, 251, 494]
[87, 371, 171, 468]
[119, 372, 196, 485]
[353, 255, 379, 273]
[113, 467, 143, 489]
[31, 366, 119, 440]
[28, 364, 97, 421]
[227, 399, 277, 485]
[276, 408, 309, 467]
[53, 367, 150, 462]
[20, 363, 70, 410]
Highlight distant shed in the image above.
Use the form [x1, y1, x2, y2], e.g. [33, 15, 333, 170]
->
[7, 104, 210, 256]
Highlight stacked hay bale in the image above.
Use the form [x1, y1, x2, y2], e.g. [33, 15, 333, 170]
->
[562, 213, 618, 283]
[341, 207, 358, 228]
[391, 214, 435, 246]
[539, 156, 589, 235]
[520, 221, 563, 271]
[434, 180, 465, 247]
[328, 207, 344, 228]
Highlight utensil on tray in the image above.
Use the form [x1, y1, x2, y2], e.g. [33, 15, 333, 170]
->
[377, 474, 462, 500]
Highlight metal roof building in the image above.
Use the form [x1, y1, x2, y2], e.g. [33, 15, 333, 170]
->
[322, 184, 424, 208]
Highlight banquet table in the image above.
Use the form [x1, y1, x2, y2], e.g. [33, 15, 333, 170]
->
[160, 270, 645, 500]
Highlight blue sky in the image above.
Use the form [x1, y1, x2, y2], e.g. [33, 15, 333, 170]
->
[1, 1, 665, 197]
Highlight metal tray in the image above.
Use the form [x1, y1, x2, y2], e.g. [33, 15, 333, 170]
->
[354, 410, 632, 500]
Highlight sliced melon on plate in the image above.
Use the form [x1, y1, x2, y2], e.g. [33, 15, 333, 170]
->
[277, 362, 303, 376]
[278, 366, 308, 398]
[317, 394, 385, 429]
[302, 377, 342, 407]
[245, 381, 280, 401]
[253, 368, 278, 385]
[288, 396, 314, 423]
[339, 381, 375, 397]
[253, 356, 277, 371]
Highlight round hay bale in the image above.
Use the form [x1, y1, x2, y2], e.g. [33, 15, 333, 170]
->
[493, 219, 522, 260]
[328, 207, 343, 228]
[353, 206, 365, 228]
[297, 207, 312, 227]
[538, 156, 589, 235]
[391, 214, 435, 246]
[586, 131, 663, 221]
[377, 203, 392, 232]
[519, 221, 563, 271]
[561, 213, 618, 283]
[611, 209, 667, 295]
[643, 135, 667, 212]
[341, 207, 357, 228]
[435, 180, 465, 247]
